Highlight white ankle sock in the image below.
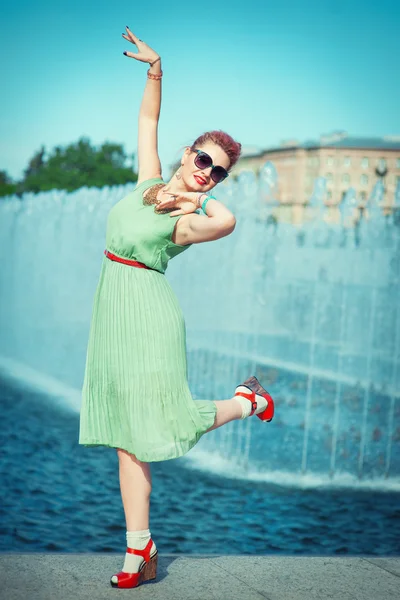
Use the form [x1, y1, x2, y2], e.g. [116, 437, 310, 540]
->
[234, 387, 268, 419]
[112, 528, 157, 581]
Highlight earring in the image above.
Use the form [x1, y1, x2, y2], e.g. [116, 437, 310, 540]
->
[176, 166, 183, 180]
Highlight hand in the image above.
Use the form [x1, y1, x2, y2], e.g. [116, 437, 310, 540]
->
[122, 26, 160, 65]
[156, 186, 201, 216]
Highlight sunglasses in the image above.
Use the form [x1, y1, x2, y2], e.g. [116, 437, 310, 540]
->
[192, 148, 229, 183]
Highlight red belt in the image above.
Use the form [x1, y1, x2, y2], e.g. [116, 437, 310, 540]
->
[104, 249, 153, 270]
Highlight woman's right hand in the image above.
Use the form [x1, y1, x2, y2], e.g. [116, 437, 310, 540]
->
[156, 188, 202, 216]
[122, 26, 160, 65]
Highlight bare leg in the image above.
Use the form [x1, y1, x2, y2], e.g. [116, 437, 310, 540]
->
[115, 396, 240, 524]
[206, 396, 242, 433]
[115, 398, 242, 526]
[116, 448, 152, 531]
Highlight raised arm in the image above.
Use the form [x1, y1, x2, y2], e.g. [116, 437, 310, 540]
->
[122, 26, 163, 184]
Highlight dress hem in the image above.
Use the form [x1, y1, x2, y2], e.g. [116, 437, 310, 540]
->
[78, 435, 212, 462]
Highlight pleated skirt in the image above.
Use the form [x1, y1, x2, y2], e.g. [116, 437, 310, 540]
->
[78, 256, 217, 462]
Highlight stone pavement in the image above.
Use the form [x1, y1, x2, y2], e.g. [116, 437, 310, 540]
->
[0, 553, 399, 600]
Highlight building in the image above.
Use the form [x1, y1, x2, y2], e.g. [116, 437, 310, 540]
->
[233, 131, 400, 222]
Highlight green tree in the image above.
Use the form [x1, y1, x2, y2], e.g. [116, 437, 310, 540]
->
[0, 170, 17, 197]
[8, 137, 137, 196]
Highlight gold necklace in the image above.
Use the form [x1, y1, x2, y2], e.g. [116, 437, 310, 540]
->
[142, 183, 175, 214]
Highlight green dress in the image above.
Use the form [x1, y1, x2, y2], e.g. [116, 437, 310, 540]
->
[78, 177, 217, 461]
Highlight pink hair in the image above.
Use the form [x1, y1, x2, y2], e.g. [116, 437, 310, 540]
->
[188, 130, 242, 171]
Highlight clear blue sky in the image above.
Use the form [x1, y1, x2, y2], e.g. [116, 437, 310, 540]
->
[1, 0, 399, 180]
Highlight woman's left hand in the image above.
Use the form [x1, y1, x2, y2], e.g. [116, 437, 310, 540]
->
[156, 188, 201, 216]
[122, 27, 160, 65]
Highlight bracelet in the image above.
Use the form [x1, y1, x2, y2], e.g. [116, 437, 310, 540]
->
[201, 194, 216, 215]
[147, 57, 162, 80]
[149, 56, 161, 67]
[196, 192, 207, 209]
[147, 69, 163, 80]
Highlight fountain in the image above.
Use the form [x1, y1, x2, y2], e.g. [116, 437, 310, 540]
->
[0, 166, 399, 491]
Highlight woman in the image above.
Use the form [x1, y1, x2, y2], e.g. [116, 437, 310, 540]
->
[78, 26, 275, 589]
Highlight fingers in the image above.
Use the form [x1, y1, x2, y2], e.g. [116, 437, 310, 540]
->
[158, 194, 178, 207]
[124, 26, 142, 45]
[123, 51, 140, 59]
[122, 26, 140, 56]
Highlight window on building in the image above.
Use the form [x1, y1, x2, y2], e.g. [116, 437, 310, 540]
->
[326, 172, 333, 183]
[361, 157, 369, 168]
[342, 173, 350, 184]
[326, 156, 334, 167]
[326, 191, 332, 200]
[360, 174, 369, 186]
[378, 158, 387, 171]
[313, 157, 320, 167]
[360, 191, 367, 201]
[343, 156, 351, 167]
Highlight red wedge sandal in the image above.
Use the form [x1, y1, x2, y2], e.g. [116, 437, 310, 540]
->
[110, 538, 158, 589]
[234, 375, 275, 422]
